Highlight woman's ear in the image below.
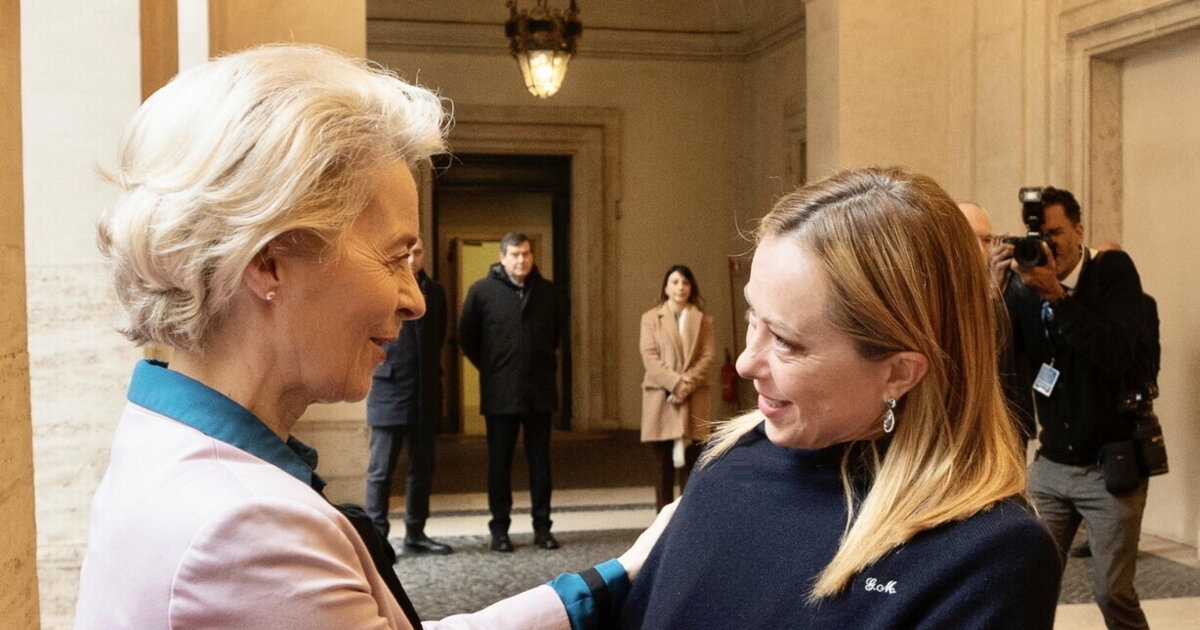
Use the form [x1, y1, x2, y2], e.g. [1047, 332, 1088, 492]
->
[884, 351, 929, 400]
[242, 244, 281, 301]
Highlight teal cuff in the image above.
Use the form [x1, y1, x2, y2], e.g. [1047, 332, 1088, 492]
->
[547, 558, 630, 630]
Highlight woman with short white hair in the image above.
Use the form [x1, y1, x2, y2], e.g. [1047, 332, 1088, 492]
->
[74, 45, 671, 630]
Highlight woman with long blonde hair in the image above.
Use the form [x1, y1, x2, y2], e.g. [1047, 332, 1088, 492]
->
[620, 167, 1060, 629]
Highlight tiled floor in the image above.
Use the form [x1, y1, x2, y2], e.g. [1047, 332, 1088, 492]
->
[1056, 532, 1199, 630]
[396, 486, 1200, 629]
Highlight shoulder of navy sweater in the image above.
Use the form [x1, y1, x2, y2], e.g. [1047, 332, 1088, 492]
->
[880, 497, 1060, 576]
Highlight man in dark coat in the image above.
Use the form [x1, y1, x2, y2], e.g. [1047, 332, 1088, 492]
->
[459, 232, 561, 552]
[998, 188, 1149, 629]
[365, 237, 452, 554]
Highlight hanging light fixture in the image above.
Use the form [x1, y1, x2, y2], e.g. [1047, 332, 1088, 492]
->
[504, 0, 582, 99]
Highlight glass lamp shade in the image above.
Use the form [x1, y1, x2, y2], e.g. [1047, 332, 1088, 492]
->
[515, 49, 572, 98]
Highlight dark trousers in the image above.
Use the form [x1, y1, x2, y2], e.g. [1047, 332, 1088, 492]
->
[1028, 456, 1149, 630]
[650, 440, 701, 511]
[485, 413, 553, 535]
[365, 424, 436, 540]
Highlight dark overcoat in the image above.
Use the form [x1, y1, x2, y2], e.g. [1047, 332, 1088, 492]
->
[366, 270, 446, 428]
[1003, 249, 1143, 464]
[458, 263, 560, 416]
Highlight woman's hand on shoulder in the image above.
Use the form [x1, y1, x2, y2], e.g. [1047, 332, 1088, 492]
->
[618, 498, 680, 582]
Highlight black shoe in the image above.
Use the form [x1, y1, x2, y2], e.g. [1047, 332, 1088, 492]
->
[403, 533, 453, 555]
[490, 534, 514, 552]
[534, 531, 560, 550]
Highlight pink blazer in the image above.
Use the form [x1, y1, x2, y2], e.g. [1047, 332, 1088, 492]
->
[73, 402, 569, 629]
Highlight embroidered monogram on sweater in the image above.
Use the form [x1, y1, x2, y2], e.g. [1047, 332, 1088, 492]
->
[864, 577, 897, 594]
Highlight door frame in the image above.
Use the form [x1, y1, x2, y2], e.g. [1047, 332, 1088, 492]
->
[422, 105, 623, 431]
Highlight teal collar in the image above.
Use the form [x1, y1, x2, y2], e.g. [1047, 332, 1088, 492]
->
[127, 359, 326, 493]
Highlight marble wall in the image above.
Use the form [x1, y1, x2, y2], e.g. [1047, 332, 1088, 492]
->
[21, 1, 140, 626]
[27, 264, 140, 628]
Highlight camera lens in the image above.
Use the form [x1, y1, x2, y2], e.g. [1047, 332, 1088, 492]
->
[1012, 236, 1048, 267]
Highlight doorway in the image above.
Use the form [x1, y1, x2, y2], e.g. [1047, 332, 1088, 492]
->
[432, 154, 573, 434]
[1119, 32, 1200, 545]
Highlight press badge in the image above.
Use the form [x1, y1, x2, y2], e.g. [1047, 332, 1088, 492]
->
[1033, 362, 1060, 397]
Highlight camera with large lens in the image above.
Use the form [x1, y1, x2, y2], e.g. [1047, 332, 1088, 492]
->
[1002, 187, 1053, 267]
[1120, 383, 1169, 477]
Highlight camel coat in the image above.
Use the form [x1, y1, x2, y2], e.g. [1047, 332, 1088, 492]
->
[639, 303, 716, 442]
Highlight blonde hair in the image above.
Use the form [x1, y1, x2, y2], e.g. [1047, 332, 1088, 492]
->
[703, 167, 1024, 600]
[97, 44, 449, 352]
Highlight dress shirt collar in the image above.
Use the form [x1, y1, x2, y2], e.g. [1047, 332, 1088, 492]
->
[1059, 245, 1096, 292]
[126, 359, 326, 493]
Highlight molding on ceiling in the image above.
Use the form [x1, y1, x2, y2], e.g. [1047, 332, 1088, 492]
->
[367, 14, 804, 62]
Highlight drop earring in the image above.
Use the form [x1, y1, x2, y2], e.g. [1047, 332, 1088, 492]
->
[882, 397, 897, 433]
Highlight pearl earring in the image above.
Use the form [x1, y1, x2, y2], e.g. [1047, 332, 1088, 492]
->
[882, 398, 897, 433]
[265, 291, 276, 302]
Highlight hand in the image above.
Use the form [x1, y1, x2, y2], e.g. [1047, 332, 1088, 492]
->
[1010, 241, 1066, 302]
[988, 235, 1014, 291]
[618, 498, 680, 581]
[671, 378, 695, 402]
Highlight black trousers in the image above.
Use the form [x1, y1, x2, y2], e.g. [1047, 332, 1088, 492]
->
[650, 440, 701, 511]
[485, 413, 553, 535]
[365, 424, 436, 540]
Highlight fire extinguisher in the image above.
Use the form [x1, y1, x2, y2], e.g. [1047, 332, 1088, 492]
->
[720, 348, 739, 403]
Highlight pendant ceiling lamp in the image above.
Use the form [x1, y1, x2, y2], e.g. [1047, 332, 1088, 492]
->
[504, 0, 582, 99]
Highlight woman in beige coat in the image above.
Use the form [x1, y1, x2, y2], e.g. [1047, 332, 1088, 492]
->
[639, 265, 717, 510]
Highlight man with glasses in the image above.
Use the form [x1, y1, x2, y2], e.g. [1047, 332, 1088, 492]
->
[995, 187, 1149, 630]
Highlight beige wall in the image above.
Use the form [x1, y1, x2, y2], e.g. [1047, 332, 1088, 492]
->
[209, 0, 365, 57]
[437, 190, 557, 282]
[367, 47, 752, 431]
[2, 1, 41, 628]
[742, 27, 807, 223]
[803, 0, 1200, 548]
[804, 0, 1048, 236]
[1121, 35, 1200, 546]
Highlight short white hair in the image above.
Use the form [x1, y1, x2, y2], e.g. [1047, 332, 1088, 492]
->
[98, 45, 449, 352]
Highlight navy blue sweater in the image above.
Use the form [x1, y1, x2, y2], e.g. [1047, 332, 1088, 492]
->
[621, 425, 1061, 629]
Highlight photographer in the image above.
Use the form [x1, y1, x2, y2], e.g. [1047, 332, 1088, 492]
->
[993, 187, 1150, 630]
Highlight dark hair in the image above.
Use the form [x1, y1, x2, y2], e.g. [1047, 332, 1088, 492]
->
[500, 232, 531, 255]
[658, 264, 703, 309]
[1037, 187, 1082, 224]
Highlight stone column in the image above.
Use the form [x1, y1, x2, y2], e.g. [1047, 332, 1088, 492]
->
[803, 0, 977, 196]
[209, 0, 365, 57]
[1, 2, 42, 628]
